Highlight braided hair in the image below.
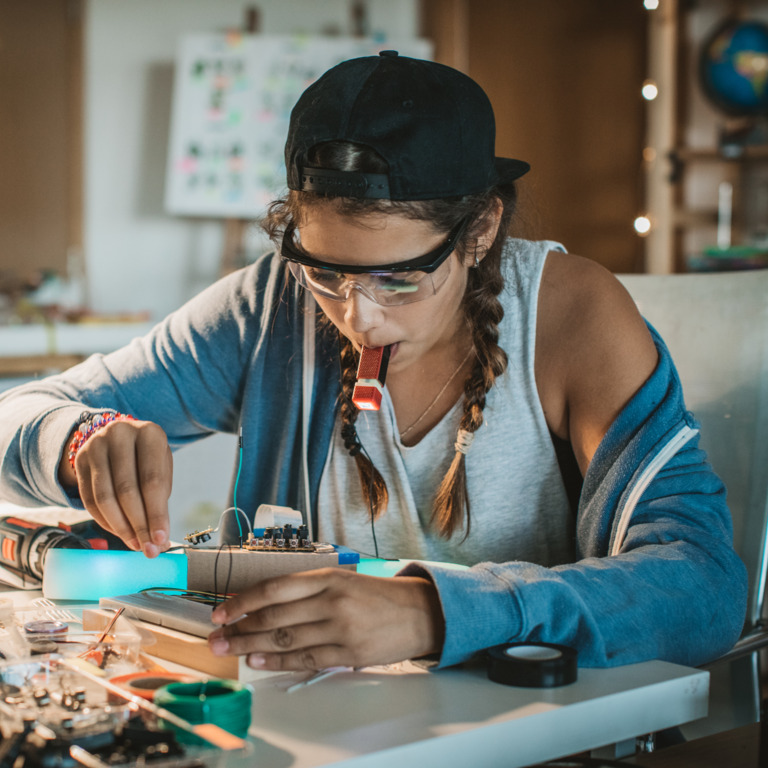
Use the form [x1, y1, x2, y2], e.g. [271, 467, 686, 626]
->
[338, 330, 389, 518]
[263, 141, 518, 538]
[431, 224, 509, 539]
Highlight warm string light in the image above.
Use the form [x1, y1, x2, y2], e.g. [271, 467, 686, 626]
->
[641, 79, 659, 100]
[634, 216, 652, 236]
[636, 1, 660, 236]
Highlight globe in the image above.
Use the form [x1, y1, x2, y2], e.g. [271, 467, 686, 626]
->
[699, 18, 768, 116]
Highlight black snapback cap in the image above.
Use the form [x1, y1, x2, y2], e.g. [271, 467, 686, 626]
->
[285, 51, 530, 201]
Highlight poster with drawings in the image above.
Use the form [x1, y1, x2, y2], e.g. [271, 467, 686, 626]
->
[164, 34, 433, 218]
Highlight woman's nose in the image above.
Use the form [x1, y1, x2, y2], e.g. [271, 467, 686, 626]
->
[343, 286, 384, 333]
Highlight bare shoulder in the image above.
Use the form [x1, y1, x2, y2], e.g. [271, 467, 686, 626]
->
[537, 251, 652, 346]
[535, 251, 658, 471]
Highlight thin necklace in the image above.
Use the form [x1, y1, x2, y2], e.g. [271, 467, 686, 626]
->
[399, 347, 475, 440]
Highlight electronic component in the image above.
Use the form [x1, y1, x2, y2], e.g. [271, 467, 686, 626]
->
[352, 345, 390, 411]
[246, 523, 313, 551]
[100, 592, 220, 640]
[0, 653, 248, 765]
[0, 517, 88, 590]
[184, 539, 359, 594]
[183, 527, 215, 546]
[0, 516, 128, 591]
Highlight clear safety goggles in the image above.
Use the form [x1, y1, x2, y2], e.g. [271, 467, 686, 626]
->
[281, 217, 469, 307]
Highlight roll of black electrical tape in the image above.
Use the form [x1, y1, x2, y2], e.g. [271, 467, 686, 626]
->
[486, 643, 578, 688]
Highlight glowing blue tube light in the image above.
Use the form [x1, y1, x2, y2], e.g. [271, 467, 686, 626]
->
[42, 549, 187, 601]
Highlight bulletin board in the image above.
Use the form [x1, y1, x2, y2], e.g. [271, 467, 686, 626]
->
[164, 34, 432, 218]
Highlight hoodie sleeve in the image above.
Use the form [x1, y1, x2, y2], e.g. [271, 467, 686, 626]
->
[400, 329, 747, 668]
[0, 255, 285, 508]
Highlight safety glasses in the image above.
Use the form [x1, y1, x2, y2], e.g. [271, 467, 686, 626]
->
[281, 216, 469, 306]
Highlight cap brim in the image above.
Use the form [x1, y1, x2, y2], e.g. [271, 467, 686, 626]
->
[495, 157, 530, 183]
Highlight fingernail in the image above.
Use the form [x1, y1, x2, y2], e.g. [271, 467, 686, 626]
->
[210, 639, 229, 655]
[211, 608, 226, 624]
[247, 654, 266, 668]
[143, 542, 159, 558]
[152, 529, 168, 546]
[128, 538, 140, 551]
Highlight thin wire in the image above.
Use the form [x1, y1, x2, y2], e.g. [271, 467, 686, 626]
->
[349, 548, 399, 561]
[232, 427, 245, 543]
[359, 440, 380, 559]
[216, 507, 252, 536]
[138, 587, 225, 605]
[223, 547, 234, 601]
[213, 544, 234, 609]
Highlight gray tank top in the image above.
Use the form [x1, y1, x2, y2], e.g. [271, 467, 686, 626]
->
[316, 238, 574, 566]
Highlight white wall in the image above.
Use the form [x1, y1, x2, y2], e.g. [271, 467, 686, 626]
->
[85, 0, 420, 319]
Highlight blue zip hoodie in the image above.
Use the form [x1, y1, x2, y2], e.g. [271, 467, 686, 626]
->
[0, 248, 747, 669]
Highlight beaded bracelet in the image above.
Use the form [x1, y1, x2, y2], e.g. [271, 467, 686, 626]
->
[68, 411, 136, 472]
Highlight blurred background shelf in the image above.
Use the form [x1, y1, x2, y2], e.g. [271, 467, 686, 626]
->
[644, 0, 768, 273]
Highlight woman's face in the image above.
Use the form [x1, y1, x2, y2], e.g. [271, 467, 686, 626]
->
[297, 208, 471, 373]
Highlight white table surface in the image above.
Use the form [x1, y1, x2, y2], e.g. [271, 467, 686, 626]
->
[1, 583, 709, 768]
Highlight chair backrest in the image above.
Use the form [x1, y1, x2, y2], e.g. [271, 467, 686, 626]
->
[619, 270, 768, 630]
[619, 270, 768, 737]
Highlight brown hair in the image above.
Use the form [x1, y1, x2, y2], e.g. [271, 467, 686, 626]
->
[263, 141, 518, 538]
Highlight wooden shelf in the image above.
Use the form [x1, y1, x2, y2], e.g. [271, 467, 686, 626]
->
[673, 208, 719, 228]
[644, 2, 768, 272]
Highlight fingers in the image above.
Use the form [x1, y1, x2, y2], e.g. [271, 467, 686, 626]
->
[75, 420, 171, 556]
[207, 571, 445, 671]
[208, 571, 353, 669]
[136, 436, 173, 550]
[246, 645, 351, 673]
[210, 614, 355, 672]
[210, 620, 344, 670]
[210, 569, 332, 625]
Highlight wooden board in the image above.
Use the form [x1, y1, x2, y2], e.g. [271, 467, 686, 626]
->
[83, 608, 275, 682]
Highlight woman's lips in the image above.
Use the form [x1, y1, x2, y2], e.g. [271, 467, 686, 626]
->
[357, 341, 399, 359]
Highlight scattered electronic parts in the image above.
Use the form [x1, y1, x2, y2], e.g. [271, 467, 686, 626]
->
[0, 651, 248, 767]
[0, 656, 195, 767]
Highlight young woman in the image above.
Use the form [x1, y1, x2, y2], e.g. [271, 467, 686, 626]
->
[0, 53, 746, 673]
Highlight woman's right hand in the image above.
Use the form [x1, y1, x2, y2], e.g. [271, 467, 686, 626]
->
[58, 419, 173, 557]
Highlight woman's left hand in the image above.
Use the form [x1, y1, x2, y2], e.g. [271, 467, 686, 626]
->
[207, 568, 445, 670]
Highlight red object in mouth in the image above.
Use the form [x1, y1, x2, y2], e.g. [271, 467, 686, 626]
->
[352, 345, 391, 411]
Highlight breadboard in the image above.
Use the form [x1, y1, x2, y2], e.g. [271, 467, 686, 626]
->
[185, 545, 357, 593]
